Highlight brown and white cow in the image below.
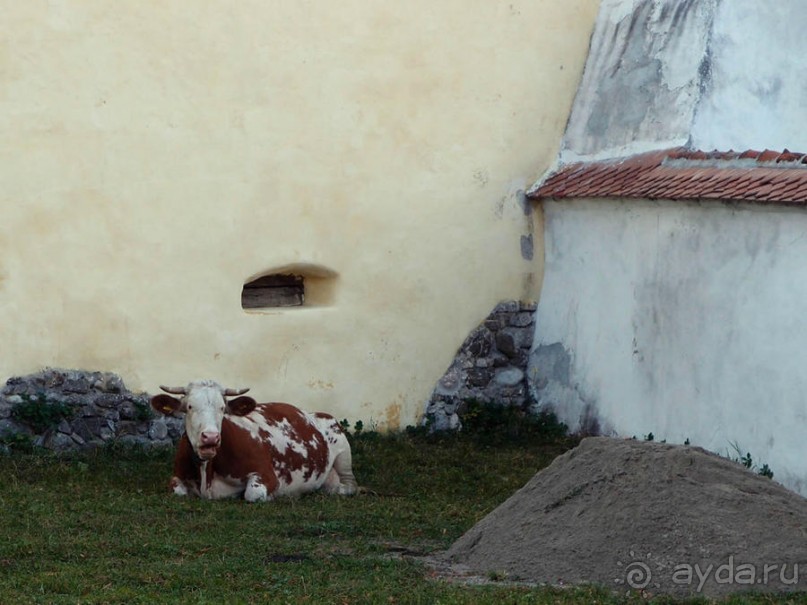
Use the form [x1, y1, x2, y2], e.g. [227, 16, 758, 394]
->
[150, 380, 357, 502]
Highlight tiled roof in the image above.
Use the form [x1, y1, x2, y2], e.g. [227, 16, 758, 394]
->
[529, 148, 807, 204]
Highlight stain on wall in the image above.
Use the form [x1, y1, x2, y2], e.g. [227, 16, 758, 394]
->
[528, 342, 601, 434]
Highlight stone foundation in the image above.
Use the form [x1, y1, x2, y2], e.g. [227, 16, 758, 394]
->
[422, 301, 536, 431]
[0, 368, 181, 452]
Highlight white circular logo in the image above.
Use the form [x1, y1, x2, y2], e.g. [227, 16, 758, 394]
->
[625, 561, 652, 589]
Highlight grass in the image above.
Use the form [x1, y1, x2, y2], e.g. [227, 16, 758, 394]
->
[0, 430, 805, 604]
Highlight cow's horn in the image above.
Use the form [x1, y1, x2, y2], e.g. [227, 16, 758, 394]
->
[223, 387, 250, 396]
[160, 385, 187, 395]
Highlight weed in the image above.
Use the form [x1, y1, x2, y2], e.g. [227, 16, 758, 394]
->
[132, 400, 152, 422]
[740, 452, 753, 469]
[727, 441, 774, 479]
[405, 423, 430, 439]
[10, 394, 75, 433]
[457, 399, 568, 446]
[0, 431, 34, 453]
[758, 463, 774, 479]
[487, 570, 508, 582]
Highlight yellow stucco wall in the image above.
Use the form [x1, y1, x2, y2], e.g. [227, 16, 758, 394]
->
[0, 1, 598, 428]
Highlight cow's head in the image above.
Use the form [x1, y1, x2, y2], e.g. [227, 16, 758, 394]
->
[150, 380, 257, 460]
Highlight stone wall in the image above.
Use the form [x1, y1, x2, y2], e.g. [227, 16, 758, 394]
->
[422, 301, 536, 431]
[0, 368, 181, 452]
[1, 309, 540, 450]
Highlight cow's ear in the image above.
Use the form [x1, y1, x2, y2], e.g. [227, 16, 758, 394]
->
[151, 394, 183, 415]
[227, 396, 257, 416]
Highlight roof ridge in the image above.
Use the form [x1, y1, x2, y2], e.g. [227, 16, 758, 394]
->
[529, 147, 807, 204]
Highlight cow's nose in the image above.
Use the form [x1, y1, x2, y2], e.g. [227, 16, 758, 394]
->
[200, 431, 220, 446]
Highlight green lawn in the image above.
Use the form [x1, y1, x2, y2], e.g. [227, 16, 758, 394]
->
[0, 430, 804, 604]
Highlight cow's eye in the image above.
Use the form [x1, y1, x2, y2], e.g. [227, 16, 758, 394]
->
[187, 404, 193, 410]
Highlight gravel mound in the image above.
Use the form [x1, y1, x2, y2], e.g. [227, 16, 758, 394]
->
[444, 437, 807, 598]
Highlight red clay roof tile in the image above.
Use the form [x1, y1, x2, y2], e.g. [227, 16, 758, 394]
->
[774, 180, 805, 199]
[767, 181, 796, 199]
[776, 151, 803, 163]
[757, 149, 780, 162]
[529, 147, 807, 205]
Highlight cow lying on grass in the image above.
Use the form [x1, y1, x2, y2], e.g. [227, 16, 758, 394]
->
[151, 380, 358, 502]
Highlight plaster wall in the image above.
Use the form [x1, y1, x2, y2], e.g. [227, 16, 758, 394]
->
[560, 0, 807, 162]
[0, 1, 599, 428]
[690, 0, 807, 151]
[531, 199, 807, 494]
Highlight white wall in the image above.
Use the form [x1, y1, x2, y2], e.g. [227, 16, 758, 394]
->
[560, 0, 807, 162]
[531, 199, 807, 494]
[690, 0, 807, 151]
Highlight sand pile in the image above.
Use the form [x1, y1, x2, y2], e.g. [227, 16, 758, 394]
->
[444, 437, 807, 598]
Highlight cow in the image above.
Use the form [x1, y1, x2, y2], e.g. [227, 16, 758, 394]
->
[150, 380, 358, 502]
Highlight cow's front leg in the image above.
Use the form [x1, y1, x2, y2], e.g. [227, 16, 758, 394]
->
[244, 472, 275, 503]
[170, 436, 202, 497]
[170, 476, 200, 497]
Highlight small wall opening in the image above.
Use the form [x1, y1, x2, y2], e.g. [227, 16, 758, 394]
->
[242, 274, 304, 309]
[241, 263, 338, 311]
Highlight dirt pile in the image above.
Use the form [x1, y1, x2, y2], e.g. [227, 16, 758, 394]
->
[444, 437, 807, 598]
